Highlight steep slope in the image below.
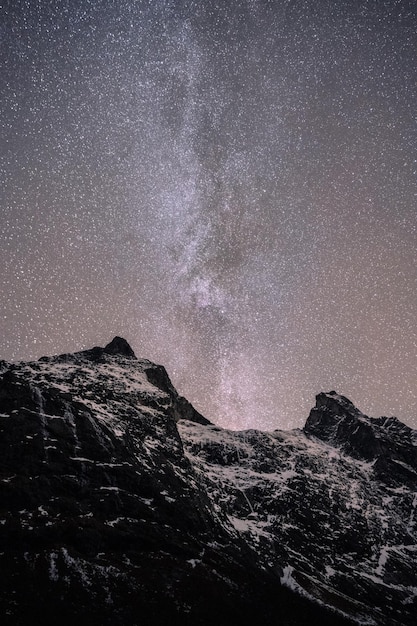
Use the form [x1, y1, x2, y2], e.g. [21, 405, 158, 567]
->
[179, 391, 417, 626]
[0, 338, 350, 626]
[0, 339, 416, 625]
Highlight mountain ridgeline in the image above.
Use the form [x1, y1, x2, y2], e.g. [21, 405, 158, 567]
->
[0, 338, 416, 625]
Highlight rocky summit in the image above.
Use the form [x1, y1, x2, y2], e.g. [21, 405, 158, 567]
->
[0, 339, 416, 626]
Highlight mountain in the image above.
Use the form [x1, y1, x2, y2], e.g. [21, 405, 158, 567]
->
[0, 338, 416, 625]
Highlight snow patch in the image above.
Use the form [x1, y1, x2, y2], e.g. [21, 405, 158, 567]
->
[375, 546, 389, 577]
[49, 552, 59, 582]
[281, 565, 299, 591]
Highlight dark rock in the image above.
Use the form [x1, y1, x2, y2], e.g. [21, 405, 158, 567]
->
[180, 392, 417, 626]
[304, 391, 417, 486]
[144, 362, 177, 395]
[37, 337, 136, 365]
[304, 391, 366, 442]
[0, 348, 416, 626]
[103, 336, 136, 358]
[305, 391, 383, 460]
[171, 395, 212, 425]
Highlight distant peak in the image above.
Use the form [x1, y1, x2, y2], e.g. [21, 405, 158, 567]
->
[103, 337, 136, 358]
[304, 390, 365, 442]
[315, 391, 362, 416]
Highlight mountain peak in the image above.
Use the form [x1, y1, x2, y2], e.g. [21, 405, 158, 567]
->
[0, 355, 416, 625]
[304, 390, 365, 441]
[314, 390, 364, 418]
[304, 391, 417, 480]
[103, 336, 136, 358]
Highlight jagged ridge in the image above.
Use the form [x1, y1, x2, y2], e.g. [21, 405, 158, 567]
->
[0, 339, 416, 626]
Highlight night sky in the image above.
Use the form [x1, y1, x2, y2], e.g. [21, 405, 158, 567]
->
[1, 0, 416, 430]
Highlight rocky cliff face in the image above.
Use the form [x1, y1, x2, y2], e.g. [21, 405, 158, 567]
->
[0, 340, 416, 625]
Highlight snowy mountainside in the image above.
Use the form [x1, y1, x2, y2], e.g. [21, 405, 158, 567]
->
[179, 405, 417, 626]
[0, 338, 416, 625]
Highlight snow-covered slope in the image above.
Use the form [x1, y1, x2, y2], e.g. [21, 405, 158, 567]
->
[179, 395, 417, 626]
[0, 339, 415, 625]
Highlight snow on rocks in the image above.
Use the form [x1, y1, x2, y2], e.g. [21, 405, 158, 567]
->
[178, 402, 417, 626]
[1, 339, 416, 626]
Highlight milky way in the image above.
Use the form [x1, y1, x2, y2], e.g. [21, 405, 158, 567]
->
[1, 0, 416, 430]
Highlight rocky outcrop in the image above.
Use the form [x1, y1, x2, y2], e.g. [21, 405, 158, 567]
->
[0, 341, 416, 625]
[103, 335, 137, 357]
[305, 391, 417, 486]
[181, 409, 417, 626]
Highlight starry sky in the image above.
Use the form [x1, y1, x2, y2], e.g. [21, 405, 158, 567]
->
[1, 0, 416, 430]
